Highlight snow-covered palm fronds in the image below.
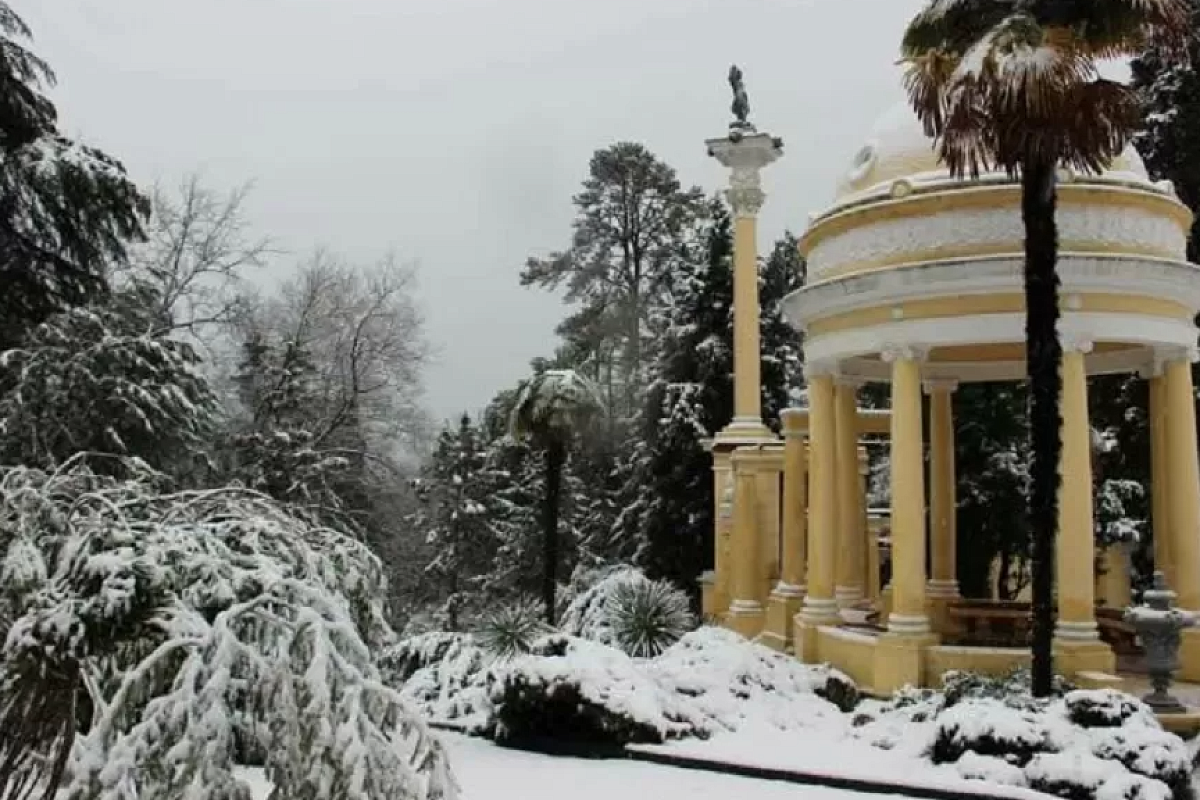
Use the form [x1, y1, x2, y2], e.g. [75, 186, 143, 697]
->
[901, 0, 1191, 177]
[508, 369, 603, 447]
[0, 461, 456, 800]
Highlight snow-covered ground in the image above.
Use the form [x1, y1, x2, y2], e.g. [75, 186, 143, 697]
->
[239, 731, 899, 800]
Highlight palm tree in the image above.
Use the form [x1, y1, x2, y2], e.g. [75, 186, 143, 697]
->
[509, 368, 603, 624]
[901, 0, 1190, 697]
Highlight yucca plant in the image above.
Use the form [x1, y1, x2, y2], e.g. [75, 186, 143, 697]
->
[606, 578, 694, 659]
[901, 0, 1191, 697]
[475, 598, 551, 661]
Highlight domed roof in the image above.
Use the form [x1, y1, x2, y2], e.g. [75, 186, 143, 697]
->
[831, 100, 1158, 209]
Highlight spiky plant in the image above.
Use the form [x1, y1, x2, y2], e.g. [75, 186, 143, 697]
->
[606, 578, 694, 659]
[475, 598, 551, 661]
[901, 0, 1191, 697]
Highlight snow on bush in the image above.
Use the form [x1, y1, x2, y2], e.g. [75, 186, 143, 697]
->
[649, 627, 855, 732]
[474, 597, 552, 660]
[491, 634, 692, 746]
[0, 461, 457, 800]
[391, 634, 496, 735]
[560, 566, 694, 657]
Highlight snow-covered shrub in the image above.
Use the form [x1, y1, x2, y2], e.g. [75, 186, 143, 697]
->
[649, 627, 852, 734]
[379, 631, 474, 685]
[490, 634, 689, 747]
[606, 577, 693, 658]
[560, 566, 694, 657]
[1026, 751, 1151, 800]
[1066, 690, 1152, 729]
[1090, 726, 1193, 798]
[930, 698, 1059, 766]
[393, 634, 496, 734]
[0, 462, 457, 800]
[955, 751, 1029, 787]
[941, 667, 1073, 711]
[475, 597, 551, 660]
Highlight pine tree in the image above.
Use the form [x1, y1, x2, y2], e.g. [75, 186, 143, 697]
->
[760, 232, 806, 428]
[410, 414, 497, 629]
[0, 4, 148, 351]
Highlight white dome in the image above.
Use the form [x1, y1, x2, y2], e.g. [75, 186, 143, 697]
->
[832, 100, 1159, 209]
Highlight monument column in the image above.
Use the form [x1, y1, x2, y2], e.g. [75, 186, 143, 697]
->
[1053, 339, 1114, 675]
[706, 92, 783, 442]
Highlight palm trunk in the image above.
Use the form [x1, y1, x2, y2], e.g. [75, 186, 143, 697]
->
[1022, 155, 1062, 699]
[541, 439, 566, 625]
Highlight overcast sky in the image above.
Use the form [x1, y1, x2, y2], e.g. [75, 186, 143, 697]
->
[26, 0, 932, 422]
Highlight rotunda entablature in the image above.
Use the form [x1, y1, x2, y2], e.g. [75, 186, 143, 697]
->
[786, 98, 1200, 386]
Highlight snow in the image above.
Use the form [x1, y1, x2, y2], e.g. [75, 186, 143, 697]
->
[242, 732, 885, 800]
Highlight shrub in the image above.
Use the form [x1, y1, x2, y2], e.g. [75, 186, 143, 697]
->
[490, 634, 689, 748]
[1025, 751, 1147, 800]
[378, 631, 470, 685]
[930, 698, 1055, 766]
[475, 597, 551, 660]
[606, 578, 694, 658]
[941, 668, 1073, 711]
[1066, 690, 1152, 729]
[955, 752, 1029, 787]
[815, 668, 860, 713]
[394, 635, 496, 733]
[1090, 727, 1193, 799]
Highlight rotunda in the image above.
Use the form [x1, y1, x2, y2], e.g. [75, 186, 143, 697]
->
[703, 93, 1200, 696]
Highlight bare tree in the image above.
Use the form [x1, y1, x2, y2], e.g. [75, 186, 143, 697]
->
[116, 174, 273, 340]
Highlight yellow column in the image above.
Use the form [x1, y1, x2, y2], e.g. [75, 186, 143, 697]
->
[764, 411, 807, 650]
[796, 371, 840, 661]
[835, 379, 864, 607]
[727, 448, 764, 637]
[1053, 340, 1114, 676]
[707, 135, 782, 440]
[874, 346, 934, 695]
[858, 446, 872, 598]
[732, 214, 762, 425]
[1166, 356, 1200, 612]
[705, 450, 735, 618]
[1148, 373, 1173, 588]
[926, 380, 959, 594]
[1055, 345, 1098, 640]
[885, 349, 930, 636]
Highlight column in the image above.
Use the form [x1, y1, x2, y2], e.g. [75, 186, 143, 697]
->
[796, 370, 840, 661]
[1055, 341, 1100, 643]
[1165, 353, 1200, 613]
[835, 379, 864, 607]
[727, 448, 764, 637]
[858, 446, 873, 598]
[1148, 372, 1174, 588]
[705, 451, 735, 618]
[764, 410, 808, 650]
[885, 346, 930, 635]
[779, 409, 808, 593]
[707, 133, 783, 440]
[925, 380, 960, 600]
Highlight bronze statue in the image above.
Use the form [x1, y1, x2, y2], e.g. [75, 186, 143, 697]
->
[729, 64, 750, 127]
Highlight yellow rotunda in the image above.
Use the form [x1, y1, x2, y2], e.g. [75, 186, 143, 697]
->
[703, 96, 1200, 695]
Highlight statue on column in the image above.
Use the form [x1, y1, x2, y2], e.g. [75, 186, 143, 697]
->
[729, 64, 753, 132]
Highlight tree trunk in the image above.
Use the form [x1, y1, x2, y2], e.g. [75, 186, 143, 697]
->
[541, 439, 566, 625]
[1022, 155, 1062, 698]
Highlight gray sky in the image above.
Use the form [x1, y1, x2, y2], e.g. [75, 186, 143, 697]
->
[26, 0, 929, 423]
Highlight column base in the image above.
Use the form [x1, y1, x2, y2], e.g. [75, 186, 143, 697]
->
[926, 581, 960, 637]
[794, 597, 840, 663]
[761, 585, 805, 653]
[699, 571, 724, 621]
[726, 600, 765, 639]
[873, 632, 939, 695]
[1053, 637, 1116, 679]
[835, 585, 865, 610]
[886, 612, 932, 637]
[1179, 628, 1200, 683]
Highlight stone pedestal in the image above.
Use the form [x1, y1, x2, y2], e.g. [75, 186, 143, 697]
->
[762, 585, 804, 652]
[873, 633, 938, 695]
[1054, 639, 1117, 678]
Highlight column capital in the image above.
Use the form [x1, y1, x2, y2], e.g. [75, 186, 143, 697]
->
[1061, 335, 1095, 355]
[706, 132, 784, 219]
[880, 343, 929, 364]
[922, 378, 959, 395]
